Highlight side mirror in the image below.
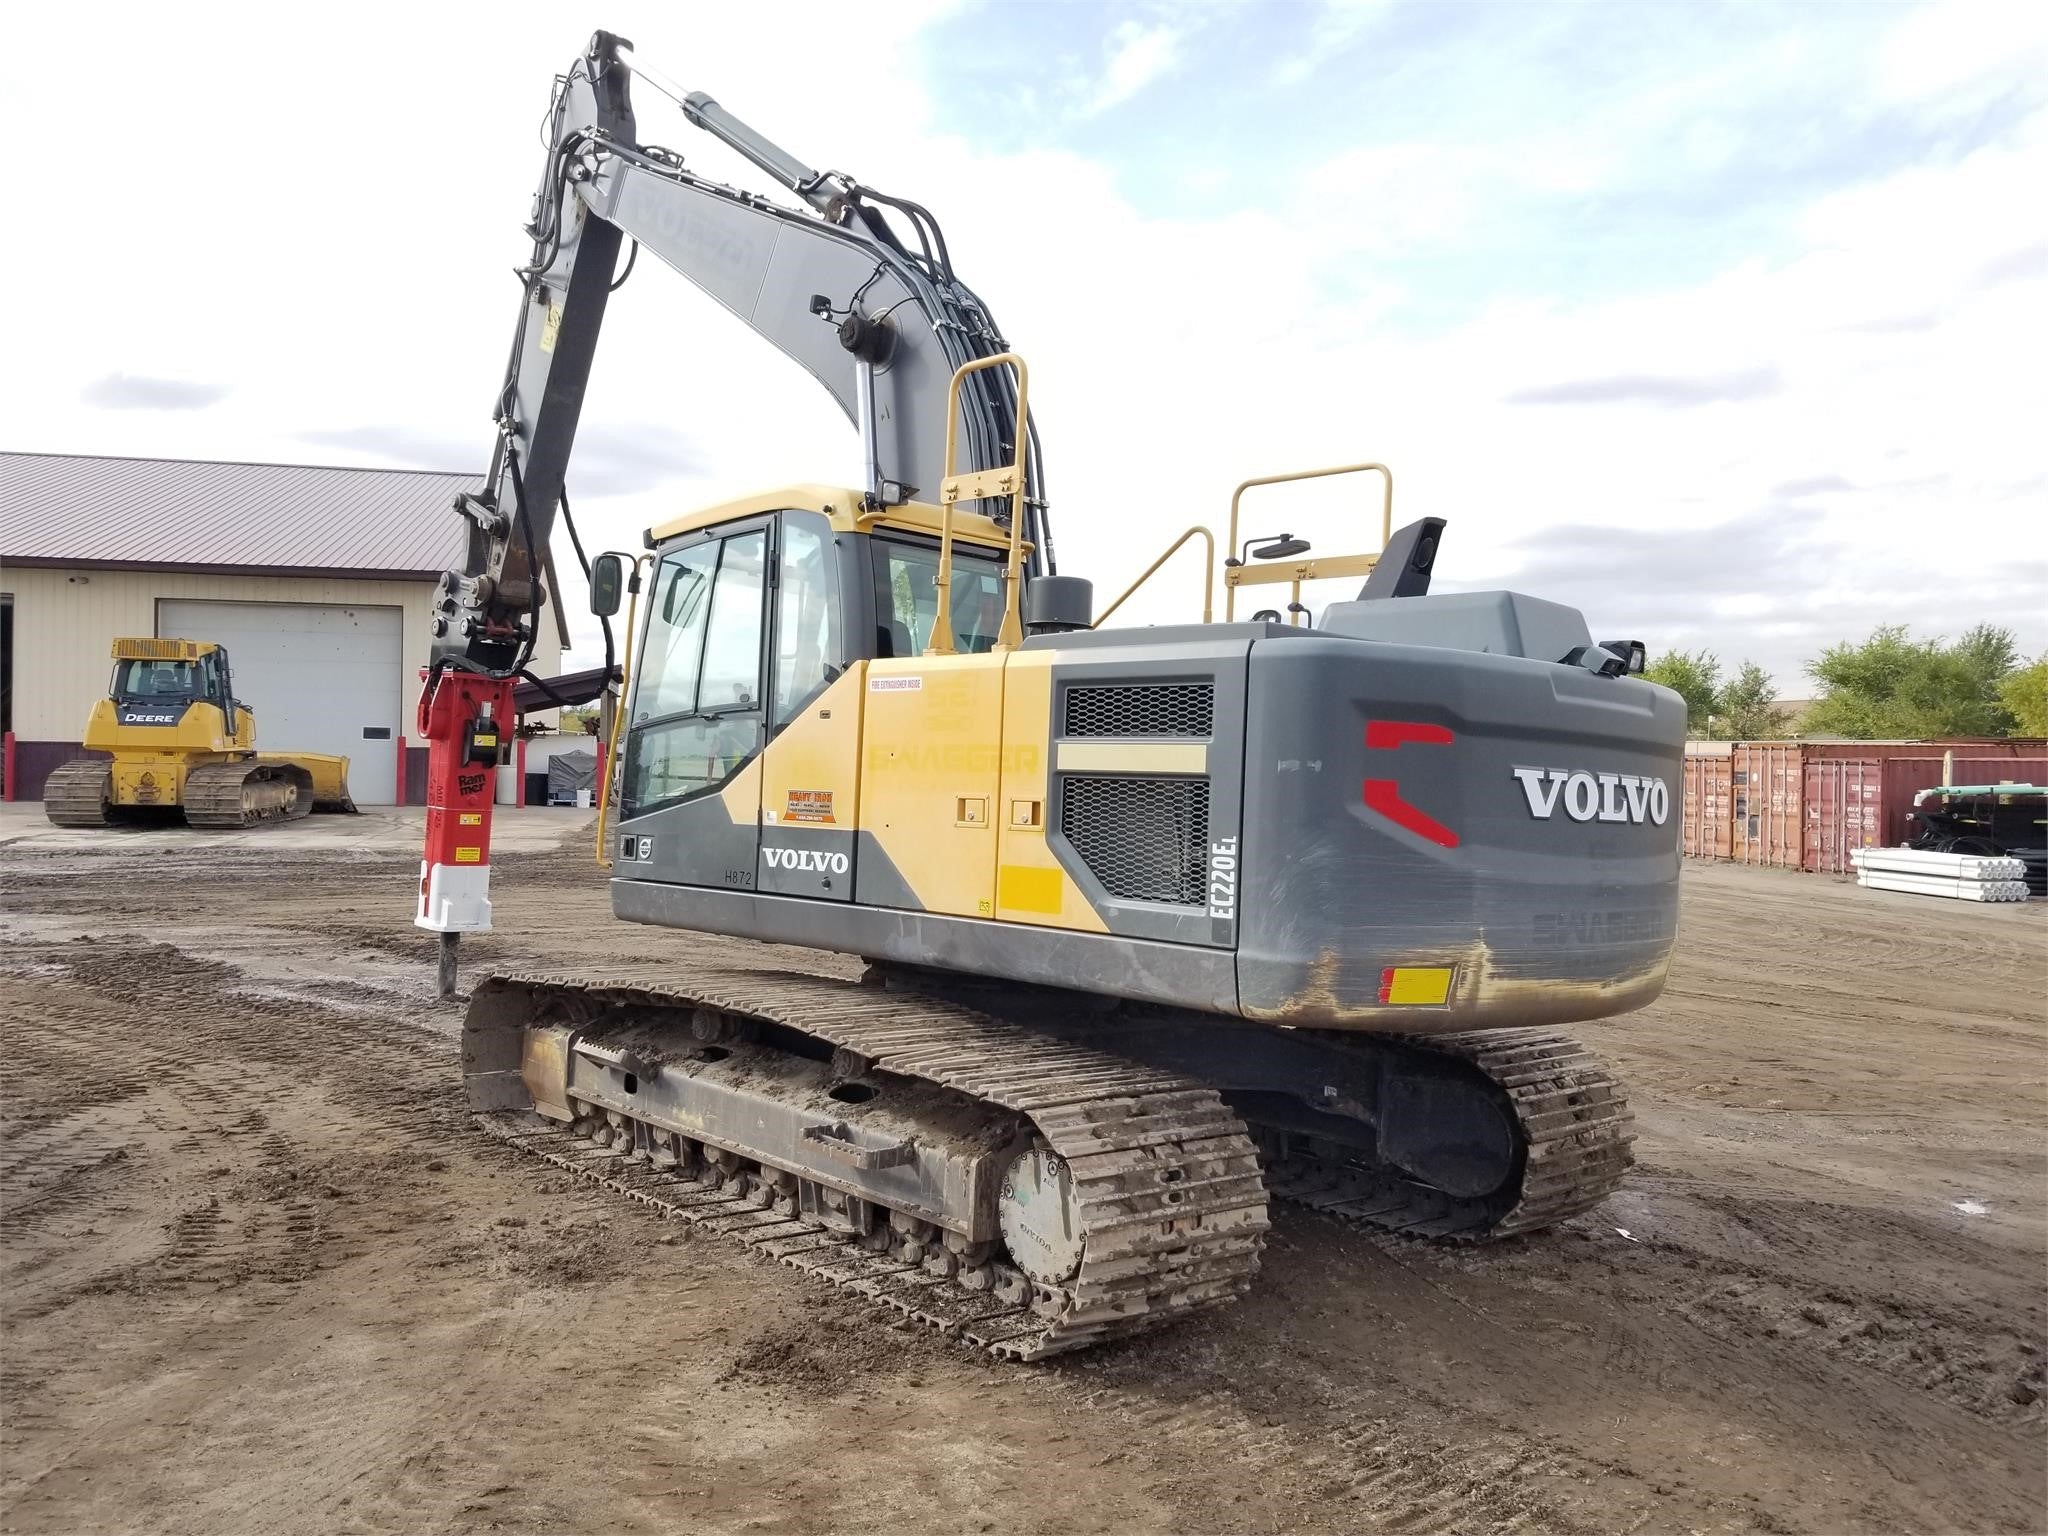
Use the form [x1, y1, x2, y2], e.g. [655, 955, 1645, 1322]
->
[590, 553, 626, 617]
[1250, 535, 1312, 561]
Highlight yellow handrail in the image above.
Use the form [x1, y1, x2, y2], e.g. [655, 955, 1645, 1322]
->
[1093, 525, 1216, 627]
[595, 553, 653, 868]
[932, 353, 1032, 655]
[1225, 462, 1393, 621]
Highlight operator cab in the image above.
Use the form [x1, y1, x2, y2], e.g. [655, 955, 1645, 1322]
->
[112, 648, 228, 705]
[105, 639, 244, 735]
[603, 489, 1016, 825]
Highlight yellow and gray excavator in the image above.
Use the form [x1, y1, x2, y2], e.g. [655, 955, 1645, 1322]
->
[45, 638, 355, 828]
[418, 33, 1683, 1359]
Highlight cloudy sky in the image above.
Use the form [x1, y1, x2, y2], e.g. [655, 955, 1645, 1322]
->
[7, 0, 2044, 688]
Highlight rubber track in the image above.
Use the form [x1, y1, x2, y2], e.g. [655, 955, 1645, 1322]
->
[479, 969, 1270, 1360]
[1266, 1027, 1634, 1241]
[184, 762, 313, 829]
[42, 762, 113, 828]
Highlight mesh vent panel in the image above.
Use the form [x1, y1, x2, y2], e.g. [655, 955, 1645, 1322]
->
[1061, 776, 1210, 905]
[1064, 683, 1214, 738]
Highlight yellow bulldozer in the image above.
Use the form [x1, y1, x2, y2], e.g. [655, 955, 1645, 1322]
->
[43, 638, 356, 829]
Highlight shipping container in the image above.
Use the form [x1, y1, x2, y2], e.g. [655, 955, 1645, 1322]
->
[1682, 755, 1733, 859]
[1680, 740, 2046, 872]
[1803, 759, 1881, 873]
[1799, 738, 2046, 761]
[1879, 756, 2048, 851]
[1731, 743, 1805, 868]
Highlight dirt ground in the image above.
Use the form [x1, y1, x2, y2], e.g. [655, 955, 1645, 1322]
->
[2, 808, 2042, 1535]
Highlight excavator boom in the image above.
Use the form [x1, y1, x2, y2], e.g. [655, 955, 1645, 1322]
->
[433, 29, 1045, 681]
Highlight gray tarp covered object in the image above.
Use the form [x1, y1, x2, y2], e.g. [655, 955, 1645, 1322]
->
[547, 750, 597, 803]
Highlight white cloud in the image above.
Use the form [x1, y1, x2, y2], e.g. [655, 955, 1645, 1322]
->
[1300, 135, 1616, 254]
[1875, 0, 2048, 102]
[1080, 19, 1187, 117]
[1271, 0, 1391, 88]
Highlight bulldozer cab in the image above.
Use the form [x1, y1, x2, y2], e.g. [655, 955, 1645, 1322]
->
[110, 641, 239, 735]
[113, 650, 220, 703]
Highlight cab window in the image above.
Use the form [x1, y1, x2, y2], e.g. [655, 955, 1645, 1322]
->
[874, 540, 1006, 656]
[698, 535, 766, 710]
[633, 541, 719, 722]
[774, 516, 841, 724]
[624, 527, 768, 817]
[114, 659, 201, 699]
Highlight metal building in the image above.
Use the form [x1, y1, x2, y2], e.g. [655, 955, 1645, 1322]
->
[1, 452, 565, 804]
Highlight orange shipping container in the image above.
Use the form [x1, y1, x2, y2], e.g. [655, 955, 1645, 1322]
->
[1682, 754, 1732, 859]
[1803, 759, 1882, 873]
[1731, 743, 1805, 868]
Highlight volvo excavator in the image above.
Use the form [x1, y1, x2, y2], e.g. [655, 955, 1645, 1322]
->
[420, 33, 1685, 1359]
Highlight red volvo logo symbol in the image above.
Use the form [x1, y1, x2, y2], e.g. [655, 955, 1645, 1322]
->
[1362, 720, 1459, 849]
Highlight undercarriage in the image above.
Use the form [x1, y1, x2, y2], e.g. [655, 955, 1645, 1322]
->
[464, 968, 1270, 1360]
[43, 758, 314, 830]
[463, 960, 1631, 1359]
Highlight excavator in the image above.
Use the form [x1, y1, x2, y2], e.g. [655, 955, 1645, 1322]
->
[45, 638, 355, 828]
[420, 33, 1685, 1359]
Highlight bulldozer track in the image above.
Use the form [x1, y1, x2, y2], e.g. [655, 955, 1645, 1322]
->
[39, 758, 318, 830]
[475, 968, 1270, 1360]
[41, 762, 113, 827]
[184, 762, 314, 829]
[1266, 1028, 1634, 1242]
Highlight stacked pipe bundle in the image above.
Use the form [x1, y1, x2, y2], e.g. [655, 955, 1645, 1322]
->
[1851, 847, 2031, 902]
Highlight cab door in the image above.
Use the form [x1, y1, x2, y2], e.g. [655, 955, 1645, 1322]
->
[754, 511, 861, 899]
[617, 518, 771, 890]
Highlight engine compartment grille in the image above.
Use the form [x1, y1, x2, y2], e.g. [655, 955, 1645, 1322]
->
[1063, 683, 1214, 739]
[1060, 776, 1210, 906]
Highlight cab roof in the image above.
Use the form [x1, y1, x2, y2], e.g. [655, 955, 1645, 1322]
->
[643, 484, 1021, 553]
[111, 637, 215, 661]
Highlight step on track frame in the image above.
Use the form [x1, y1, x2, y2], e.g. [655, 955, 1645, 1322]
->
[466, 969, 1270, 1360]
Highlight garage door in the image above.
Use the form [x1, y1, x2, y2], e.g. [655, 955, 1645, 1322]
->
[159, 600, 403, 804]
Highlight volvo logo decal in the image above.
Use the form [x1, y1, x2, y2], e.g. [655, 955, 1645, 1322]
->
[1512, 767, 1670, 825]
[762, 846, 850, 874]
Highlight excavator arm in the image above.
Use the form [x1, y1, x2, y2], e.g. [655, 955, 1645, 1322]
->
[418, 29, 1047, 985]
[434, 28, 1048, 678]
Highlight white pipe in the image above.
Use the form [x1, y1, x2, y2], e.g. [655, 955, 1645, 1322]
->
[1856, 872, 2029, 901]
[1850, 848, 2026, 879]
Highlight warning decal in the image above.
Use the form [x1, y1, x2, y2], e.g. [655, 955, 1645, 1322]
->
[868, 675, 923, 693]
[785, 789, 836, 824]
[454, 847, 482, 864]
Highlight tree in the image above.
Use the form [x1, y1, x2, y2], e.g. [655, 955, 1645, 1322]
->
[1717, 660, 1787, 739]
[1999, 656, 2048, 736]
[1644, 649, 1721, 735]
[1801, 623, 2020, 738]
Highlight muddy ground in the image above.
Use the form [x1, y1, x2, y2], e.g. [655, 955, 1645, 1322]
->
[2, 809, 2042, 1535]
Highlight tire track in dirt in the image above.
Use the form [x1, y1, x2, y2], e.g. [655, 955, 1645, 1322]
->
[1, 937, 1634, 1535]
[3, 834, 2042, 1534]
